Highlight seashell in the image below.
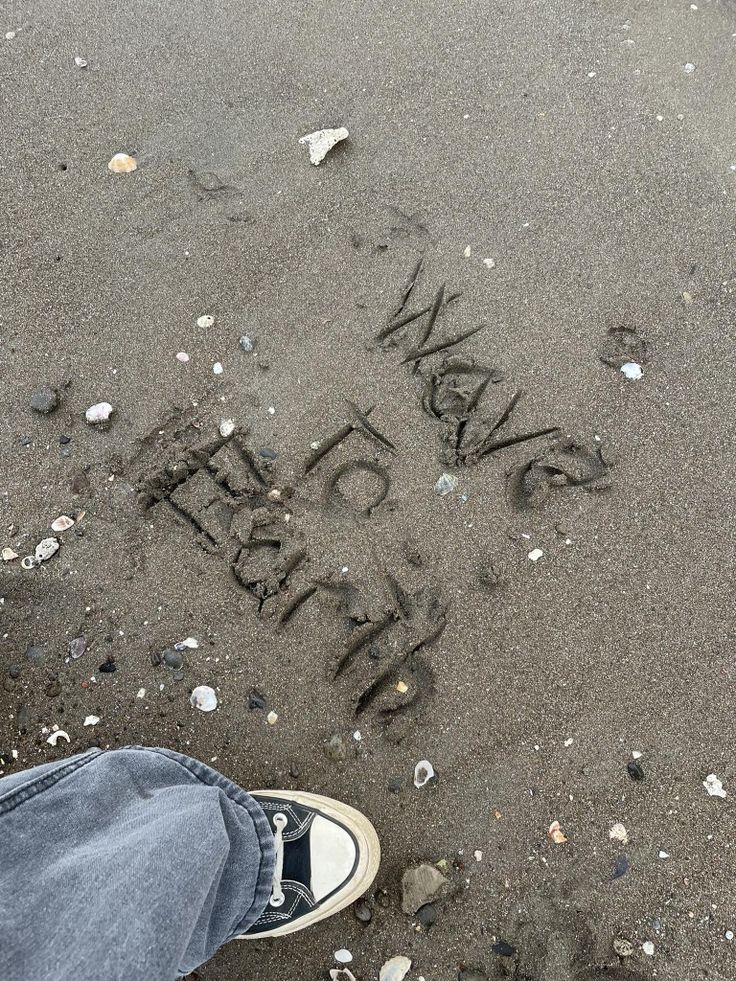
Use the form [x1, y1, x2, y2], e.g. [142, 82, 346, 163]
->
[69, 636, 87, 659]
[334, 949, 352, 964]
[85, 402, 113, 424]
[108, 152, 137, 174]
[175, 637, 199, 651]
[266, 711, 279, 725]
[35, 537, 59, 562]
[74, 56, 87, 68]
[2, 547, 18, 561]
[548, 820, 568, 844]
[379, 956, 412, 981]
[197, 315, 215, 329]
[190, 686, 217, 712]
[21, 555, 38, 570]
[219, 418, 235, 438]
[51, 515, 74, 533]
[414, 759, 435, 788]
[83, 715, 100, 726]
[213, 362, 223, 375]
[299, 127, 349, 166]
[46, 730, 70, 746]
[329, 971, 356, 981]
[620, 361, 643, 380]
[176, 352, 190, 363]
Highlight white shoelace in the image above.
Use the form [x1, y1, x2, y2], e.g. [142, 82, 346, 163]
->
[269, 812, 288, 906]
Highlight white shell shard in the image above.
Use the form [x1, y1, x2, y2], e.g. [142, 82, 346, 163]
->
[434, 472, 458, 496]
[2, 547, 18, 561]
[35, 538, 60, 562]
[85, 401, 113, 424]
[176, 352, 190, 363]
[703, 773, 727, 798]
[483, 257, 496, 269]
[329, 971, 356, 981]
[175, 637, 199, 650]
[528, 548, 544, 562]
[51, 515, 75, 533]
[197, 315, 215, 329]
[684, 62, 695, 73]
[83, 715, 100, 726]
[136, 688, 146, 698]
[46, 730, 70, 746]
[380, 956, 412, 981]
[414, 759, 435, 788]
[299, 127, 349, 166]
[108, 153, 137, 174]
[219, 418, 235, 438]
[334, 949, 353, 964]
[609, 823, 628, 844]
[620, 361, 643, 380]
[642, 941, 655, 956]
[213, 362, 224, 375]
[190, 686, 218, 712]
[74, 56, 87, 67]
[266, 711, 279, 725]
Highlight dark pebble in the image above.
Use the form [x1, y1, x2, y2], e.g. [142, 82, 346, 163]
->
[627, 760, 645, 781]
[17, 704, 29, 732]
[612, 855, 630, 880]
[45, 679, 62, 698]
[374, 888, 390, 909]
[353, 899, 372, 924]
[150, 651, 163, 667]
[3, 679, 15, 693]
[59, 434, 71, 445]
[99, 658, 116, 673]
[0, 749, 15, 766]
[30, 387, 59, 414]
[162, 649, 183, 669]
[248, 689, 267, 710]
[19, 435, 32, 447]
[492, 940, 516, 957]
[258, 447, 277, 460]
[289, 763, 300, 779]
[8, 665, 21, 679]
[417, 904, 437, 928]
[172, 668, 185, 682]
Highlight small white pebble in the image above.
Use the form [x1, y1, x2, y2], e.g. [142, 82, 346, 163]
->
[632, 750, 643, 759]
[213, 362, 223, 375]
[474, 849, 483, 862]
[197, 315, 215, 329]
[656, 114, 664, 121]
[684, 62, 695, 74]
[219, 418, 235, 438]
[334, 950, 353, 964]
[267, 406, 276, 415]
[353, 730, 362, 741]
[74, 56, 87, 67]
[587, 70, 597, 78]
[136, 688, 146, 698]
[5, 30, 16, 40]
[564, 738, 574, 747]
[528, 548, 544, 562]
[310, 440, 320, 450]
[176, 352, 190, 363]
[620, 361, 643, 380]
[726, 930, 734, 941]
[690, 3, 698, 9]
[658, 850, 670, 859]
[83, 715, 100, 727]
[463, 245, 472, 257]
[642, 941, 655, 956]
[266, 711, 278, 725]
[483, 257, 496, 269]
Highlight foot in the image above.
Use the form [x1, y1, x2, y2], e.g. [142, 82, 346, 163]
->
[239, 790, 381, 938]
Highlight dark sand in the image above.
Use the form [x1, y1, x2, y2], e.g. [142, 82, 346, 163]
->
[2, 1, 736, 979]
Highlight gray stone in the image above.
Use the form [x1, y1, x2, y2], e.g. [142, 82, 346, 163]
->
[25, 644, 44, 663]
[324, 734, 347, 763]
[30, 387, 58, 414]
[239, 335, 254, 352]
[163, 649, 183, 669]
[401, 863, 450, 914]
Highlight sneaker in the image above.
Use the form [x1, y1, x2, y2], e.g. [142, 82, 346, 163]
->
[238, 790, 381, 938]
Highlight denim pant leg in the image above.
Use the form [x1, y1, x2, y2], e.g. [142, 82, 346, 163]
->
[0, 746, 275, 981]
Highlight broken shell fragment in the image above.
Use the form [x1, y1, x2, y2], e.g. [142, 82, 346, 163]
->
[434, 472, 458, 496]
[266, 711, 279, 725]
[197, 315, 215, 329]
[35, 538, 60, 562]
[190, 686, 217, 712]
[703, 773, 727, 798]
[620, 361, 643, 380]
[330, 971, 356, 981]
[379, 956, 412, 981]
[83, 715, 100, 727]
[74, 56, 87, 68]
[2, 547, 18, 562]
[51, 515, 74, 533]
[85, 402, 113, 424]
[107, 153, 137, 174]
[175, 637, 199, 650]
[21, 556, 38, 570]
[299, 126, 349, 166]
[46, 730, 70, 746]
[548, 820, 568, 844]
[414, 760, 435, 788]
[609, 823, 628, 844]
[219, 418, 235, 438]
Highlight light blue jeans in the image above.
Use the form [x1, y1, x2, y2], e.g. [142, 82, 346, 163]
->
[0, 747, 276, 980]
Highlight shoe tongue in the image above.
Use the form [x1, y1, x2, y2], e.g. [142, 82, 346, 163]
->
[282, 828, 312, 891]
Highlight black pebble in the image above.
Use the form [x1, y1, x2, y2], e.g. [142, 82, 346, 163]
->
[0, 749, 15, 766]
[59, 434, 71, 445]
[627, 760, 645, 781]
[3, 679, 14, 693]
[417, 903, 436, 928]
[612, 854, 630, 880]
[8, 665, 21, 679]
[258, 447, 277, 460]
[30, 387, 59, 414]
[19, 435, 32, 447]
[99, 658, 116, 673]
[353, 899, 372, 924]
[150, 651, 163, 667]
[248, 689, 267, 710]
[162, 649, 183, 669]
[492, 940, 516, 957]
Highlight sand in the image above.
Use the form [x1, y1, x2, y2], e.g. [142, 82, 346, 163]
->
[2, 1, 736, 978]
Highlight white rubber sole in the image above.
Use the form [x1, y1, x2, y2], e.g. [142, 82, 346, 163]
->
[236, 790, 381, 939]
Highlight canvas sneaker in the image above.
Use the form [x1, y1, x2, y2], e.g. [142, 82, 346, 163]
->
[239, 790, 381, 938]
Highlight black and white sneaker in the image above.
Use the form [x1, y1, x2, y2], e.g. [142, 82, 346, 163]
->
[239, 790, 381, 938]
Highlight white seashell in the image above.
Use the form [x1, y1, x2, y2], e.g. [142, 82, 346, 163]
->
[299, 127, 349, 166]
[703, 773, 727, 798]
[175, 637, 199, 650]
[380, 956, 412, 981]
[434, 472, 458, 496]
[528, 548, 544, 562]
[213, 362, 224, 375]
[197, 315, 215, 329]
[83, 715, 100, 726]
[219, 418, 235, 438]
[46, 730, 70, 746]
[414, 759, 435, 788]
[136, 688, 146, 698]
[21, 555, 38, 570]
[108, 152, 137, 174]
[2, 547, 18, 561]
[190, 686, 217, 712]
[85, 402, 113, 424]
[267, 711, 279, 725]
[176, 352, 190, 363]
[609, 823, 628, 844]
[329, 971, 356, 981]
[334, 949, 353, 964]
[51, 515, 74, 533]
[74, 56, 87, 68]
[35, 538, 60, 562]
[620, 361, 643, 380]
[483, 257, 496, 269]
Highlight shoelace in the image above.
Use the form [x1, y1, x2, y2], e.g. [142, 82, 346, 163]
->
[269, 812, 288, 906]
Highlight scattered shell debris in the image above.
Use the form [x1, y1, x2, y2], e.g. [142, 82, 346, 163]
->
[190, 686, 218, 712]
[414, 760, 435, 788]
[107, 153, 137, 174]
[379, 956, 412, 981]
[620, 362, 643, 381]
[548, 820, 568, 844]
[46, 730, 70, 746]
[85, 402, 113, 424]
[642, 941, 655, 956]
[684, 62, 695, 73]
[483, 257, 496, 269]
[213, 362, 224, 375]
[396, 680, 409, 694]
[299, 126, 349, 166]
[51, 515, 74, 533]
[136, 688, 146, 699]
[83, 715, 100, 727]
[703, 773, 727, 798]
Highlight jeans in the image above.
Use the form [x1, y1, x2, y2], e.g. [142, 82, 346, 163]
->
[0, 747, 276, 981]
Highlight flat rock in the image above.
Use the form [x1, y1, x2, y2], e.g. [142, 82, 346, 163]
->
[401, 863, 450, 914]
[30, 387, 58, 414]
